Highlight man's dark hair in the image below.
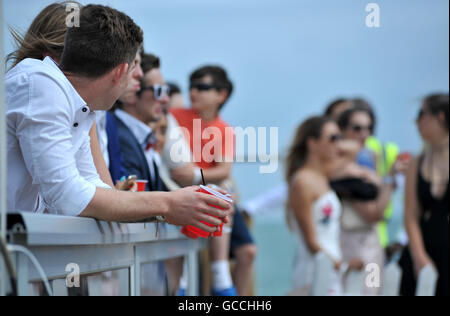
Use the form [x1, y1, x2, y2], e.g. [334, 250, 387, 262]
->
[60, 4, 143, 78]
[190, 65, 233, 110]
[141, 53, 160, 74]
[167, 82, 181, 97]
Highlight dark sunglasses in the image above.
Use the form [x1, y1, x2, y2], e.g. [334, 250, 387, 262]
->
[139, 84, 170, 100]
[350, 124, 373, 133]
[189, 82, 217, 92]
[329, 134, 343, 143]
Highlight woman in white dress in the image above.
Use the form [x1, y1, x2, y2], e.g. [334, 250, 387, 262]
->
[286, 116, 361, 295]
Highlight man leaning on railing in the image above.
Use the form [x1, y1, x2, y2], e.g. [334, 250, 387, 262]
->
[5, 5, 231, 231]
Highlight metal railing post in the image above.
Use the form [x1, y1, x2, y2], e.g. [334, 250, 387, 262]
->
[14, 252, 28, 296]
[186, 251, 198, 296]
[0, 0, 7, 297]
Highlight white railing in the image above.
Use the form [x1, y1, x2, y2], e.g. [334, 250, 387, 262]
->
[2, 212, 206, 296]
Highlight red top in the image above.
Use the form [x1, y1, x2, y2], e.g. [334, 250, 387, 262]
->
[170, 108, 235, 169]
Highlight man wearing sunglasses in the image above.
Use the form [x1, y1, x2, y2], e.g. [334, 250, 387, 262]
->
[114, 53, 170, 192]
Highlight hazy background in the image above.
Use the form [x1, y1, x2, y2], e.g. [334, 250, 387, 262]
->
[2, 0, 449, 295]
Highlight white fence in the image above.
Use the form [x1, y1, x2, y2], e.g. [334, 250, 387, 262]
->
[2, 212, 205, 296]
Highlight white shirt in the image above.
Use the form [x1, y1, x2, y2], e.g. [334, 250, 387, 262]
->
[162, 113, 193, 169]
[95, 111, 110, 168]
[6, 57, 110, 216]
[114, 109, 156, 184]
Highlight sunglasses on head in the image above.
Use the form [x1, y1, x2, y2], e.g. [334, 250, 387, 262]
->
[350, 124, 373, 133]
[189, 82, 218, 92]
[139, 84, 170, 100]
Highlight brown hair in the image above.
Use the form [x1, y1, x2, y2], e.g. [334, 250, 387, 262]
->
[60, 4, 143, 79]
[141, 53, 160, 74]
[424, 93, 449, 131]
[286, 116, 333, 182]
[6, 1, 82, 70]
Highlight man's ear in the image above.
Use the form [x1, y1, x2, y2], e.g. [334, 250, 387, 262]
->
[111, 63, 129, 86]
[217, 89, 229, 105]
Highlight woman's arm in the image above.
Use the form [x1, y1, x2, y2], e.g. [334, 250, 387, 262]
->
[326, 140, 360, 177]
[89, 123, 114, 187]
[290, 176, 321, 254]
[404, 156, 433, 276]
[349, 165, 393, 223]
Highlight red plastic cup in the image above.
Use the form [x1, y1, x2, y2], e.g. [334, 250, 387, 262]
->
[181, 185, 233, 239]
[136, 180, 148, 192]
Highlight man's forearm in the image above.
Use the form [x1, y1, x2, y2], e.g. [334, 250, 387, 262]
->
[80, 187, 171, 222]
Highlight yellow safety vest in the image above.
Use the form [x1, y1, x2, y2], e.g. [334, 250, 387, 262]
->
[366, 136, 399, 248]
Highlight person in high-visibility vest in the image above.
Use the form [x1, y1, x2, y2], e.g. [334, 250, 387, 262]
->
[366, 136, 399, 248]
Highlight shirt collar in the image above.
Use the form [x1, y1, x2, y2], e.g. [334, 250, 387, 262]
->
[42, 56, 88, 112]
[115, 109, 152, 146]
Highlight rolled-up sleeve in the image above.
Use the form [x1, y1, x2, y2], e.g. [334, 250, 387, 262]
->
[15, 73, 99, 216]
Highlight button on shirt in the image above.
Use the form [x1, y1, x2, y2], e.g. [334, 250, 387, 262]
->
[114, 109, 157, 184]
[6, 57, 110, 216]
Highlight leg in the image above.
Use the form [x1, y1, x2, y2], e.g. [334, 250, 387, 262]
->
[232, 243, 257, 296]
[209, 215, 235, 295]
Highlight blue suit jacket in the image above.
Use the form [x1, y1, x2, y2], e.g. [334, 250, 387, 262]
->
[106, 112, 127, 183]
[114, 113, 166, 192]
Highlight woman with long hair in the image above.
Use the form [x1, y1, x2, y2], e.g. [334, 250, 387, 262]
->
[286, 116, 353, 295]
[400, 94, 449, 296]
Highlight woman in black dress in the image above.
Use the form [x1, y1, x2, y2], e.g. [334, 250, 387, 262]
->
[400, 94, 449, 296]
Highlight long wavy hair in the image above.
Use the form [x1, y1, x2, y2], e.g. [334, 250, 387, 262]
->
[285, 116, 333, 183]
[6, 1, 82, 69]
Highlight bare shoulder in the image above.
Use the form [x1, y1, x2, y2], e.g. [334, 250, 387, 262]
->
[290, 169, 327, 198]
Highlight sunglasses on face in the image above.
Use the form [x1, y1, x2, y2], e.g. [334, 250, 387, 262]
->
[140, 84, 170, 100]
[349, 124, 373, 133]
[189, 82, 217, 92]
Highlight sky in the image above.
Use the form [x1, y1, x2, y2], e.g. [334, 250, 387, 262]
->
[2, 0, 449, 200]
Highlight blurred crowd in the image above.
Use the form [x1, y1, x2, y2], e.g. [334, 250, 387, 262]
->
[286, 95, 448, 296]
[3, 1, 448, 297]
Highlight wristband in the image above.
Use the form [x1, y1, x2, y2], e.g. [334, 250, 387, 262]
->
[156, 215, 166, 222]
[193, 168, 202, 185]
